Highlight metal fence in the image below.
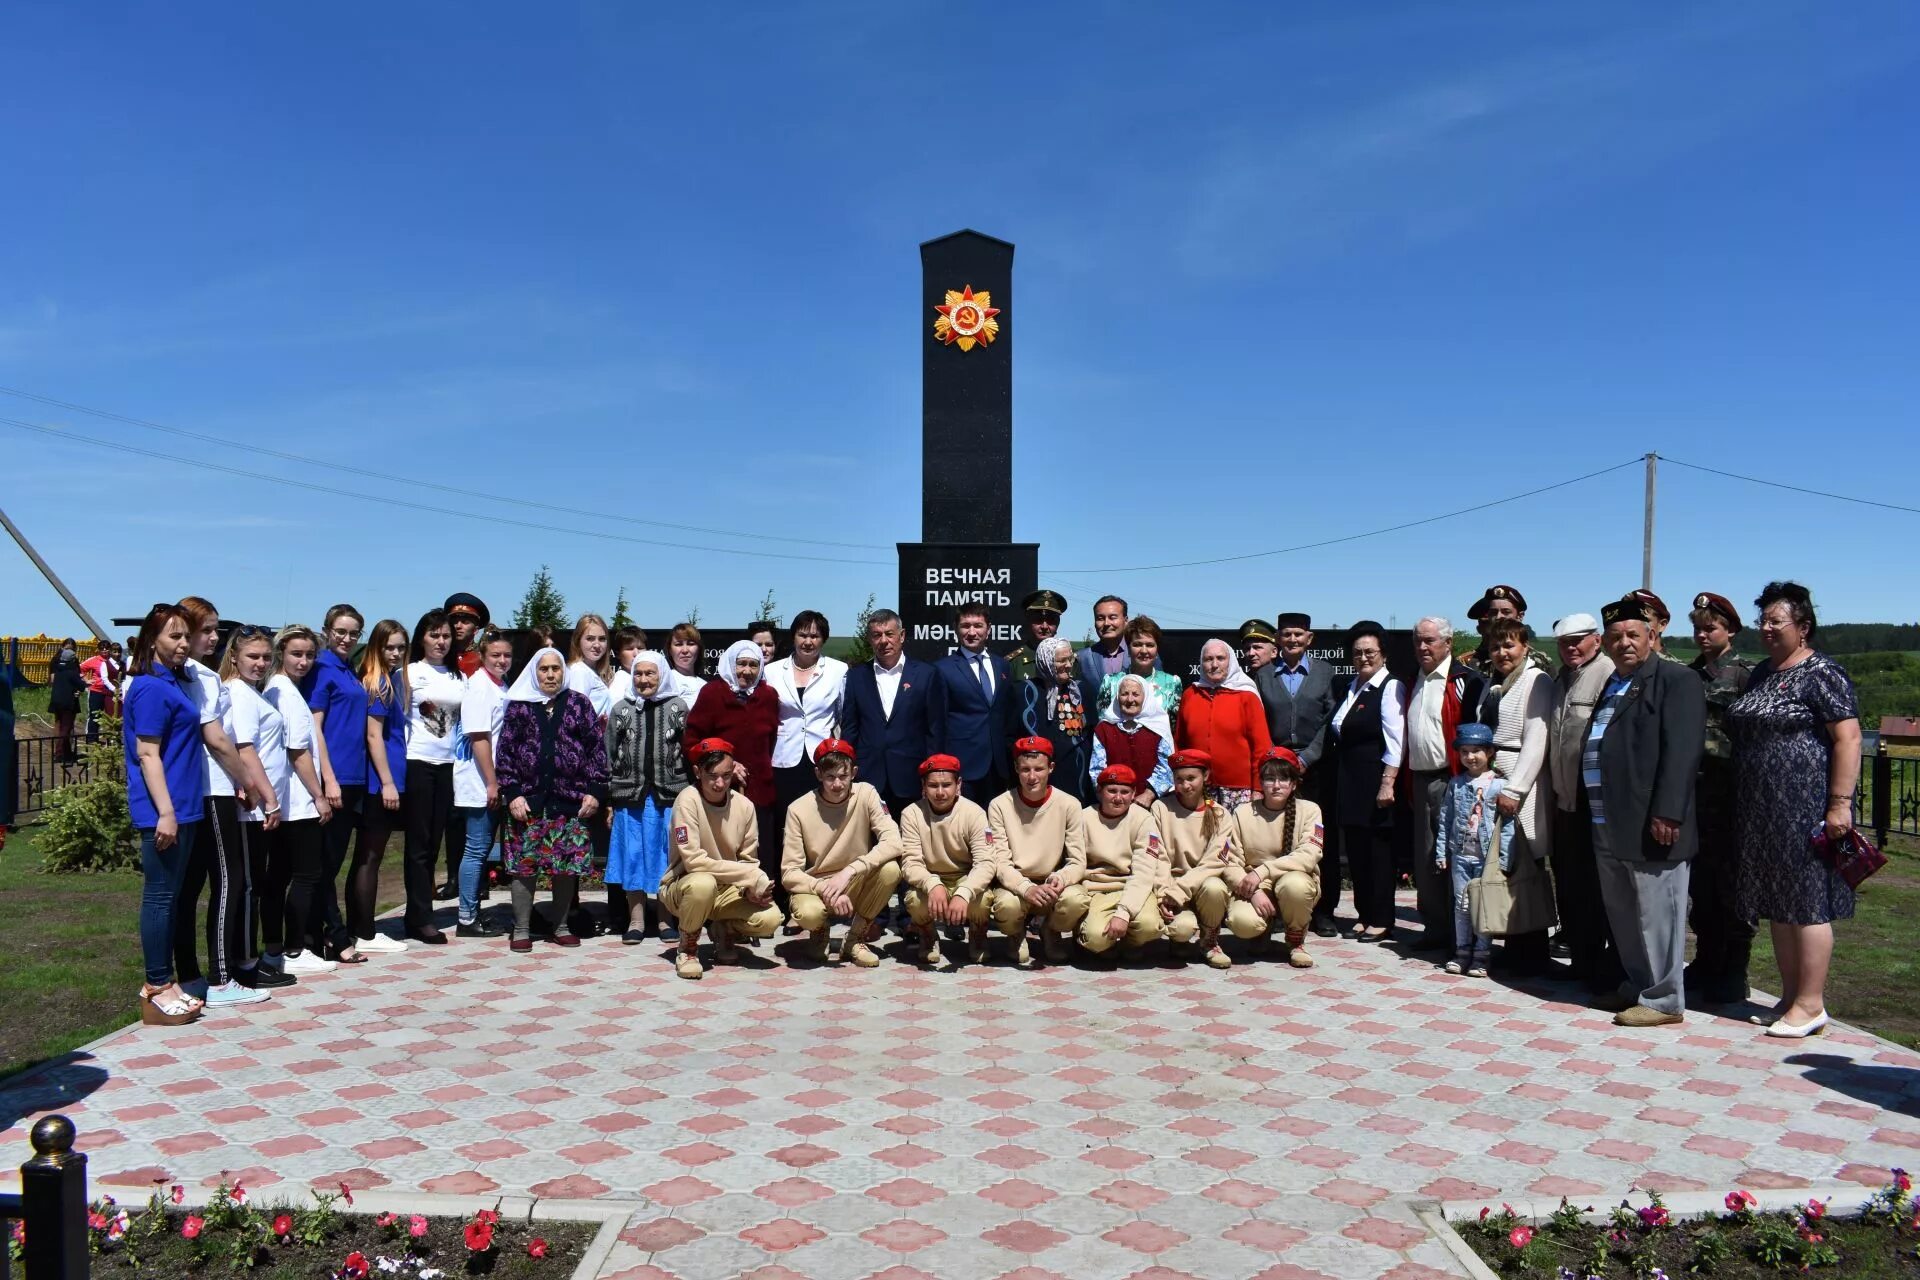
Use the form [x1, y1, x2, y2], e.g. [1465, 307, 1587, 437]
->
[0, 1115, 90, 1280]
[1864, 751, 1920, 843]
[10, 734, 110, 822]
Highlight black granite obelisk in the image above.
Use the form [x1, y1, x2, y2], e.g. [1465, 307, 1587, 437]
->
[899, 230, 1038, 659]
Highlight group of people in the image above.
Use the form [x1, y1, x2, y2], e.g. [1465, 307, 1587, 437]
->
[44, 637, 125, 762]
[116, 580, 1861, 1041]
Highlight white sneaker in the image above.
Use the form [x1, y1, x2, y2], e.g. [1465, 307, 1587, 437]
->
[356, 933, 408, 954]
[282, 951, 338, 975]
[204, 980, 270, 1007]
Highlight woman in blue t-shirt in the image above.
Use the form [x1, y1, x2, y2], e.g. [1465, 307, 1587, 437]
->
[124, 604, 208, 1025]
[346, 619, 410, 954]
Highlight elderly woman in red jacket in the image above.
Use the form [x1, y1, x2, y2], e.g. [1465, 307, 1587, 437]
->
[687, 639, 783, 901]
[1175, 639, 1274, 811]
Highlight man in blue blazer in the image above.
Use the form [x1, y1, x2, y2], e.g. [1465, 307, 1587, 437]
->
[838, 608, 935, 817]
[929, 604, 1017, 804]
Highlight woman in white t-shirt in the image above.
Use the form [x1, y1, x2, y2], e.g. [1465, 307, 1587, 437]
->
[452, 628, 513, 937]
[267, 624, 347, 973]
[213, 627, 284, 1009]
[401, 608, 465, 944]
[181, 597, 275, 1010]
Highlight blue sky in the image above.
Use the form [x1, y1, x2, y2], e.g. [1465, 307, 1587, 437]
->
[3, 2, 1917, 641]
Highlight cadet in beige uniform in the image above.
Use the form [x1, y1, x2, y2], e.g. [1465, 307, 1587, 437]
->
[984, 736, 1089, 967]
[661, 737, 784, 979]
[900, 753, 996, 969]
[1228, 746, 1324, 968]
[1077, 764, 1166, 956]
[781, 737, 902, 968]
[1153, 749, 1237, 969]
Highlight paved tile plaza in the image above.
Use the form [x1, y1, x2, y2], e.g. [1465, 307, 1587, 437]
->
[3, 894, 1917, 1280]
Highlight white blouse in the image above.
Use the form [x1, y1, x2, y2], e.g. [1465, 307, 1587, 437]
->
[764, 656, 849, 768]
[1331, 668, 1406, 768]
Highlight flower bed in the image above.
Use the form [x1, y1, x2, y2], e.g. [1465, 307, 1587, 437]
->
[22, 1179, 599, 1279]
[1450, 1169, 1920, 1277]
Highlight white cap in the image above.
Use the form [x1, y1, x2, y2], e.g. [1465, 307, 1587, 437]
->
[1552, 612, 1600, 638]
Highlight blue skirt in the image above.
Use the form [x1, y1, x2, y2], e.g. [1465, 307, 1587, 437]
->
[607, 798, 670, 892]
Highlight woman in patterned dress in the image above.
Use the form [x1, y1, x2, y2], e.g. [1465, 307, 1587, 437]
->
[496, 647, 610, 953]
[1727, 582, 1862, 1038]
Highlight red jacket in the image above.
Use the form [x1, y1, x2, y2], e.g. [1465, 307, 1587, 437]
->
[1174, 686, 1273, 791]
[686, 682, 781, 808]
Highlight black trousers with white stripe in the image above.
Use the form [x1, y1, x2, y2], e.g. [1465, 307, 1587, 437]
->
[175, 794, 252, 985]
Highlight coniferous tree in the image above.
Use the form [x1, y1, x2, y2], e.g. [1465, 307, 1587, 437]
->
[511, 565, 570, 631]
[611, 586, 634, 630]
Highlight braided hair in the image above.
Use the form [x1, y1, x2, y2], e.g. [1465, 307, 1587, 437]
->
[1259, 756, 1300, 851]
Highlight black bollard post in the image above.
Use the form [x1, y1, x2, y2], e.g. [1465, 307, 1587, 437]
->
[19, 1116, 87, 1280]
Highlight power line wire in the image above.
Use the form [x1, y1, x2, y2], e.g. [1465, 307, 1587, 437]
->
[1656, 454, 1920, 516]
[0, 385, 897, 552]
[0, 416, 894, 567]
[1044, 457, 1646, 574]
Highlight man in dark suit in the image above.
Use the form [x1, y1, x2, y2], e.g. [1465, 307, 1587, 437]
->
[838, 608, 935, 818]
[929, 603, 1016, 804]
[1586, 595, 1706, 1029]
[1252, 612, 1342, 934]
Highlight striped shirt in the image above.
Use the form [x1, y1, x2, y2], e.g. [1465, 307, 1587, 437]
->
[1582, 674, 1633, 825]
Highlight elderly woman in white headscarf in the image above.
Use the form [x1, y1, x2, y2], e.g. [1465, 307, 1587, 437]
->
[605, 651, 693, 943]
[686, 638, 784, 901]
[494, 647, 610, 951]
[1089, 673, 1175, 808]
[1017, 636, 1098, 803]
[1175, 639, 1274, 810]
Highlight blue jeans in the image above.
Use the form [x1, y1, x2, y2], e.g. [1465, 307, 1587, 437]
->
[141, 821, 202, 986]
[1450, 853, 1492, 963]
[456, 807, 497, 924]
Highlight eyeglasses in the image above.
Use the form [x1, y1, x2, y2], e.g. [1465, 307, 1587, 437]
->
[328, 627, 363, 639]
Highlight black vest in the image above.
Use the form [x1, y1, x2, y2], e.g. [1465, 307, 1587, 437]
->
[1332, 677, 1391, 830]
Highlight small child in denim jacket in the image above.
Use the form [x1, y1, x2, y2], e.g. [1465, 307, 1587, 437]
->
[1434, 722, 1514, 977]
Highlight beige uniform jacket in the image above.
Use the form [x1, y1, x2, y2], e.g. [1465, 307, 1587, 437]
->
[781, 781, 902, 894]
[1078, 804, 1162, 919]
[1229, 796, 1325, 890]
[666, 787, 767, 894]
[986, 788, 1087, 894]
[1149, 795, 1233, 906]
[901, 797, 996, 901]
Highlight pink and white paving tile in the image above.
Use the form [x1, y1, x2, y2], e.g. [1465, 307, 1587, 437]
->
[3, 897, 1916, 1280]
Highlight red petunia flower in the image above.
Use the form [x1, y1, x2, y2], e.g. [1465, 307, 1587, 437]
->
[273, 1214, 292, 1238]
[528, 1238, 549, 1258]
[1725, 1189, 1757, 1213]
[1508, 1225, 1533, 1249]
[1478, 1206, 1490, 1222]
[340, 1250, 369, 1280]
[181, 1215, 205, 1240]
[170, 1184, 185, 1205]
[475, 1208, 500, 1227]
[409, 1215, 429, 1238]
[1637, 1204, 1669, 1229]
[229, 1182, 248, 1206]
[1806, 1197, 1826, 1221]
[337, 1182, 354, 1207]
[464, 1220, 494, 1253]
[1894, 1168, 1912, 1193]
[375, 1213, 396, 1229]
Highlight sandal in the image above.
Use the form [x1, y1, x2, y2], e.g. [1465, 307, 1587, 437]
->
[1360, 927, 1391, 943]
[331, 947, 369, 964]
[140, 984, 201, 1025]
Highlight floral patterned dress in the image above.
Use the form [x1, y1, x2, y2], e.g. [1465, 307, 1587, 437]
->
[1727, 652, 1859, 925]
[496, 689, 610, 878]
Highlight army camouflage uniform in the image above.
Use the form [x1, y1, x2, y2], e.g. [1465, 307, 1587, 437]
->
[1687, 649, 1754, 1003]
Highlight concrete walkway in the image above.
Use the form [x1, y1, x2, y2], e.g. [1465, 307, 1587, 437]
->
[2, 895, 1915, 1280]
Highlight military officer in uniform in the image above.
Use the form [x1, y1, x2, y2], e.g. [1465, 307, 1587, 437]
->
[1685, 590, 1755, 1004]
[1239, 619, 1279, 673]
[1006, 589, 1067, 685]
[1464, 585, 1551, 674]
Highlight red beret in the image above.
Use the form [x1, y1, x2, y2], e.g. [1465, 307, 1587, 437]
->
[1632, 588, 1671, 625]
[1692, 592, 1740, 631]
[1467, 584, 1527, 620]
[689, 737, 735, 763]
[1260, 746, 1303, 774]
[1012, 735, 1054, 759]
[1168, 749, 1212, 771]
[1097, 764, 1138, 789]
[812, 737, 856, 764]
[918, 754, 963, 778]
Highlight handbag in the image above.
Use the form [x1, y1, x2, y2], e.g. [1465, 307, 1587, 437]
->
[1811, 825, 1886, 890]
[1468, 816, 1560, 938]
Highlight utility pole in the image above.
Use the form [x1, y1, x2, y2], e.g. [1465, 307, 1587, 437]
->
[1641, 452, 1657, 591]
[0, 502, 112, 639]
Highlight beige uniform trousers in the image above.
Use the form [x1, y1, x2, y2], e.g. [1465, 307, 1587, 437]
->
[905, 877, 992, 927]
[790, 862, 901, 933]
[662, 873, 784, 939]
[985, 883, 1090, 937]
[1222, 869, 1317, 940]
[1077, 890, 1164, 954]
[1166, 876, 1233, 943]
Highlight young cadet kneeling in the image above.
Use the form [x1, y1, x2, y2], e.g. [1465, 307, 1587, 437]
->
[984, 736, 1090, 967]
[1228, 747, 1325, 968]
[781, 737, 902, 968]
[1153, 749, 1238, 969]
[901, 754, 995, 969]
[661, 737, 783, 979]
[1077, 765, 1167, 957]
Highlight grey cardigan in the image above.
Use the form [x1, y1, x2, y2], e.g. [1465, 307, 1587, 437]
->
[606, 694, 691, 806]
